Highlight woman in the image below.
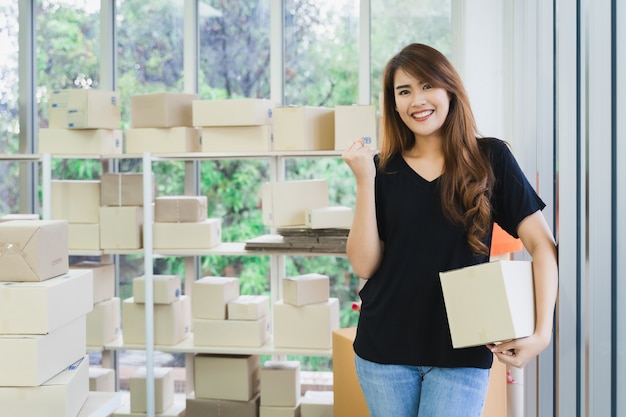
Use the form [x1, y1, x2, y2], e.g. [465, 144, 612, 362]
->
[342, 43, 558, 417]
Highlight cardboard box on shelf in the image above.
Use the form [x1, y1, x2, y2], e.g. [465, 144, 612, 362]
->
[51, 180, 101, 223]
[260, 403, 301, 417]
[86, 297, 121, 347]
[100, 173, 154, 207]
[99, 206, 143, 250]
[129, 367, 174, 413]
[155, 195, 207, 223]
[68, 223, 100, 251]
[334, 105, 378, 151]
[301, 390, 333, 417]
[283, 273, 330, 306]
[272, 106, 334, 151]
[125, 127, 202, 154]
[192, 98, 274, 127]
[89, 367, 116, 392]
[130, 92, 198, 128]
[261, 179, 328, 227]
[305, 206, 353, 229]
[193, 354, 261, 402]
[185, 392, 260, 417]
[48, 88, 120, 129]
[132, 274, 181, 304]
[191, 276, 240, 320]
[0, 219, 68, 282]
[193, 315, 270, 348]
[439, 260, 535, 348]
[153, 218, 222, 249]
[122, 296, 191, 346]
[69, 261, 115, 304]
[111, 400, 186, 417]
[38, 128, 123, 155]
[201, 125, 273, 152]
[332, 327, 370, 417]
[273, 298, 339, 350]
[227, 294, 270, 320]
[260, 361, 301, 407]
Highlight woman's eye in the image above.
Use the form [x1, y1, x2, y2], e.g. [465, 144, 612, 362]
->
[398, 89, 410, 95]
[423, 84, 432, 90]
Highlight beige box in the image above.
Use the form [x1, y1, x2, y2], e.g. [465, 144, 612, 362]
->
[439, 260, 535, 348]
[0, 316, 86, 386]
[193, 315, 270, 348]
[155, 195, 207, 223]
[122, 296, 191, 346]
[273, 106, 334, 151]
[0, 213, 39, 222]
[99, 206, 143, 250]
[192, 276, 240, 319]
[194, 354, 261, 401]
[332, 328, 369, 417]
[260, 404, 301, 417]
[0, 219, 68, 282]
[301, 391, 334, 417]
[48, 88, 120, 129]
[100, 173, 153, 207]
[133, 274, 182, 304]
[0, 355, 89, 417]
[86, 297, 121, 347]
[185, 392, 260, 417]
[68, 223, 100, 251]
[273, 298, 340, 350]
[0, 269, 93, 335]
[334, 105, 377, 150]
[130, 367, 174, 413]
[262, 180, 328, 227]
[227, 294, 270, 320]
[283, 273, 330, 306]
[38, 128, 123, 155]
[260, 361, 301, 407]
[51, 180, 101, 223]
[305, 206, 353, 229]
[112, 400, 186, 417]
[193, 98, 274, 126]
[70, 261, 115, 304]
[130, 92, 198, 128]
[153, 218, 222, 250]
[125, 127, 202, 154]
[89, 367, 116, 392]
[201, 125, 273, 152]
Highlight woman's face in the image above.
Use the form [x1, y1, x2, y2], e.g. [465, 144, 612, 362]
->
[393, 68, 450, 141]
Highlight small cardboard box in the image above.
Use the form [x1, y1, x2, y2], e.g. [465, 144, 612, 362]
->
[193, 354, 261, 401]
[155, 196, 207, 223]
[273, 106, 334, 151]
[38, 128, 123, 155]
[191, 276, 240, 319]
[112, 400, 186, 417]
[334, 105, 377, 150]
[201, 125, 273, 152]
[0, 316, 87, 386]
[86, 297, 121, 347]
[122, 296, 191, 346]
[332, 328, 369, 417]
[283, 273, 330, 306]
[260, 404, 301, 417]
[262, 180, 328, 227]
[273, 298, 339, 350]
[0, 269, 93, 335]
[193, 315, 270, 348]
[260, 361, 301, 407]
[51, 180, 101, 223]
[48, 88, 120, 129]
[439, 260, 535, 348]
[130, 92, 198, 128]
[153, 218, 222, 249]
[192, 98, 274, 127]
[301, 390, 334, 417]
[130, 367, 174, 413]
[99, 206, 143, 250]
[0, 219, 69, 282]
[305, 206, 353, 229]
[69, 261, 115, 304]
[133, 274, 182, 304]
[100, 173, 154, 207]
[89, 367, 116, 392]
[227, 294, 270, 320]
[185, 392, 260, 417]
[125, 127, 202, 154]
[68, 223, 100, 251]
[0, 355, 89, 417]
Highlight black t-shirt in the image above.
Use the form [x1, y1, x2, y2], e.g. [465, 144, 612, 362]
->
[352, 137, 546, 369]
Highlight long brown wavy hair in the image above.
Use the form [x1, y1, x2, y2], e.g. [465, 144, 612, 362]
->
[378, 43, 494, 255]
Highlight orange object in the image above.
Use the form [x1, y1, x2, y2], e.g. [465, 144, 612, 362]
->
[490, 223, 523, 256]
[332, 328, 370, 417]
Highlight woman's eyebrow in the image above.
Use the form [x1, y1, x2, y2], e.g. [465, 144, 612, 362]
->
[395, 84, 411, 90]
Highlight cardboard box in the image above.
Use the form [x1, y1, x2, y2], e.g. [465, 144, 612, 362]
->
[0, 213, 39, 222]
[260, 404, 301, 417]
[89, 367, 116, 392]
[130, 92, 198, 128]
[283, 273, 329, 306]
[0, 316, 87, 386]
[262, 180, 328, 227]
[155, 195, 207, 223]
[38, 128, 123, 154]
[48, 88, 120, 129]
[153, 218, 222, 249]
[68, 223, 100, 251]
[332, 328, 369, 417]
[69, 261, 115, 304]
[201, 125, 273, 152]
[99, 206, 143, 250]
[51, 180, 101, 223]
[260, 361, 301, 407]
[86, 297, 121, 347]
[192, 98, 274, 126]
[439, 260, 535, 348]
[273, 298, 339, 350]
[100, 173, 154, 207]
[122, 296, 191, 346]
[112, 400, 186, 417]
[0, 355, 89, 417]
[192, 276, 240, 319]
[227, 294, 270, 320]
[301, 391, 333, 417]
[133, 274, 181, 304]
[334, 105, 377, 150]
[273, 106, 334, 151]
[194, 354, 260, 401]
[193, 315, 270, 347]
[0, 269, 93, 335]
[185, 392, 260, 417]
[0, 219, 68, 282]
[125, 127, 202, 154]
[305, 206, 353, 229]
[130, 367, 174, 413]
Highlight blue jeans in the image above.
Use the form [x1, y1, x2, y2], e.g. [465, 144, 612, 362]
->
[355, 354, 490, 417]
